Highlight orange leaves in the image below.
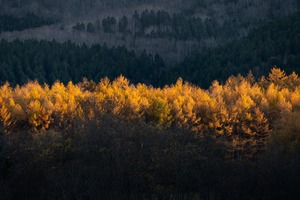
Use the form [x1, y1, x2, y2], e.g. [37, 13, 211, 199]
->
[0, 67, 298, 140]
[268, 68, 287, 88]
[27, 100, 43, 129]
[0, 105, 12, 129]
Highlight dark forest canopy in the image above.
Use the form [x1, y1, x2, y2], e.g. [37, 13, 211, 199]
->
[0, 39, 166, 86]
[172, 12, 300, 88]
[94, 10, 239, 40]
[0, 13, 56, 33]
[1, 12, 300, 89]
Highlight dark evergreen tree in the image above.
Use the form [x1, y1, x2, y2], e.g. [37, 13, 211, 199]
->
[118, 15, 128, 33]
[86, 22, 95, 33]
[72, 22, 85, 31]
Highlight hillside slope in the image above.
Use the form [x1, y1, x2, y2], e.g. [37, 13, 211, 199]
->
[0, 0, 299, 65]
[171, 12, 300, 88]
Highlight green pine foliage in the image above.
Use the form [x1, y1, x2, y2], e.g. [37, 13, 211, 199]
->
[171, 12, 300, 88]
[0, 39, 166, 86]
[0, 13, 56, 33]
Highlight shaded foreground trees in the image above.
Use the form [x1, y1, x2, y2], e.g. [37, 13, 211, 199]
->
[0, 68, 300, 199]
[1, 113, 299, 200]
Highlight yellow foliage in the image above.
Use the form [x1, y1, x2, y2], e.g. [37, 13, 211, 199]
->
[0, 68, 296, 142]
[0, 105, 12, 128]
[11, 104, 26, 121]
[268, 68, 287, 87]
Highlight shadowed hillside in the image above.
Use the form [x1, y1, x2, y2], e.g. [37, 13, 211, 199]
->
[0, 0, 299, 65]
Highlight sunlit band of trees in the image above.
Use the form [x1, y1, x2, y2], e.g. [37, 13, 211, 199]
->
[1, 68, 300, 159]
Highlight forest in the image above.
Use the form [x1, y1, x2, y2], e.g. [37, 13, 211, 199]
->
[1, 12, 300, 89]
[173, 11, 300, 88]
[0, 39, 166, 86]
[0, 13, 55, 33]
[0, 1, 300, 199]
[74, 10, 240, 41]
[0, 68, 300, 199]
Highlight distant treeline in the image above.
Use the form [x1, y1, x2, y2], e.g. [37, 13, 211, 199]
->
[172, 11, 300, 88]
[1, 12, 300, 91]
[72, 9, 243, 40]
[0, 39, 166, 86]
[0, 13, 56, 33]
[131, 9, 241, 40]
[70, 12, 300, 89]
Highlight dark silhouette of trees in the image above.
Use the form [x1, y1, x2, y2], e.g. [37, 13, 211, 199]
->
[0, 13, 55, 33]
[102, 16, 117, 33]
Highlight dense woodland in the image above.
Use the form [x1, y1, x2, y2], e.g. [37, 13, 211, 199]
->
[0, 40, 166, 86]
[1, 12, 300, 88]
[73, 10, 242, 41]
[173, 11, 300, 88]
[0, 1, 300, 199]
[1, 68, 300, 199]
[0, 13, 55, 33]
